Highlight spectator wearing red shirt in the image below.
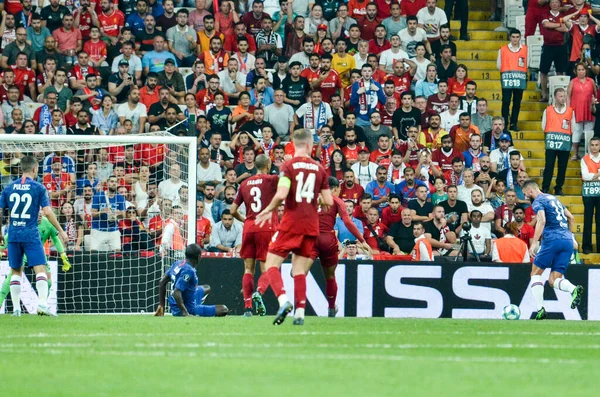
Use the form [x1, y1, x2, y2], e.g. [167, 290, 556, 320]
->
[316, 54, 343, 103]
[196, 74, 229, 112]
[83, 26, 110, 83]
[375, 0, 394, 19]
[340, 169, 365, 204]
[368, 25, 391, 55]
[513, 205, 534, 247]
[353, 193, 372, 224]
[381, 194, 404, 227]
[74, 0, 97, 40]
[447, 65, 472, 97]
[432, 134, 464, 172]
[241, 1, 269, 36]
[139, 72, 161, 111]
[196, 201, 212, 247]
[11, 54, 36, 99]
[397, 128, 425, 168]
[3, 0, 24, 14]
[357, 3, 381, 42]
[539, 0, 567, 102]
[68, 51, 100, 90]
[401, 0, 426, 17]
[386, 59, 416, 95]
[136, 140, 166, 180]
[348, 0, 369, 18]
[370, 134, 393, 168]
[97, 0, 125, 45]
[52, 14, 82, 65]
[363, 207, 389, 252]
[43, 156, 72, 211]
[223, 22, 257, 54]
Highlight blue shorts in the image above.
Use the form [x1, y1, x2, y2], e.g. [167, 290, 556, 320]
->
[533, 238, 572, 275]
[8, 241, 46, 270]
[171, 286, 216, 317]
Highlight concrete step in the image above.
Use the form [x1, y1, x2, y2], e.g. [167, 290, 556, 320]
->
[527, 167, 583, 179]
[581, 254, 600, 264]
[462, 59, 503, 69]
[462, 50, 500, 61]
[450, 21, 503, 30]
[441, 0, 491, 11]
[485, 100, 547, 112]
[574, 225, 596, 234]
[459, 40, 506, 51]
[466, 31, 511, 41]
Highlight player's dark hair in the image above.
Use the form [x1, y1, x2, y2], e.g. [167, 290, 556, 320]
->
[185, 243, 203, 262]
[328, 176, 340, 188]
[20, 156, 38, 173]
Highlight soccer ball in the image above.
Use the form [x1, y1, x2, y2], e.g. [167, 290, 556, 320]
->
[502, 304, 521, 320]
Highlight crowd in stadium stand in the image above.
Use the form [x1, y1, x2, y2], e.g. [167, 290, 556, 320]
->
[0, 0, 598, 258]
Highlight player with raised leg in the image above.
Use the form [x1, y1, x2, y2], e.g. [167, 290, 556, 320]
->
[230, 154, 279, 317]
[0, 214, 72, 309]
[522, 180, 584, 320]
[310, 177, 370, 318]
[154, 243, 229, 317]
[0, 156, 68, 317]
[256, 128, 333, 326]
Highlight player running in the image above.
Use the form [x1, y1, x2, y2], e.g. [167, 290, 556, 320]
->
[230, 154, 278, 317]
[256, 128, 333, 326]
[154, 243, 229, 317]
[310, 177, 370, 318]
[0, 214, 72, 310]
[0, 156, 68, 317]
[522, 180, 584, 320]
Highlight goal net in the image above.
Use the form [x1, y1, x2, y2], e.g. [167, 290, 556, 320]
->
[0, 132, 197, 314]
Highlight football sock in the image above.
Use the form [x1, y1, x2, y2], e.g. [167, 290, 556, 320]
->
[530, 275, 545, 311]
[36, 273, 48, 305]
[0, 275, 10, 306]
[325, 278, 337, 309]
[267, 267, 286, 298]
[294, 274, 306, 317]
[553, 277, 576, 294]
[257, 273, 269, 295]
[10, 275, 21, 311]
[242, 273, 254, 309]
[47, 279, 52, 290]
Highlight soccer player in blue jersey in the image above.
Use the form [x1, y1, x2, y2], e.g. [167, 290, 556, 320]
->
[0, 156, 68, 317]
[154, 244, 229, 317]
[522, 180, 584, 320]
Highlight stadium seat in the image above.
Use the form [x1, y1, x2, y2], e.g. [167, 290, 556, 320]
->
[220, 141, 234, 158]
[23, 102, 43, 115]
[504, 0, 525, 30]
[179, 67, 193, 76]
[548, 75, 570, 105]
[527, 35, 544, 71]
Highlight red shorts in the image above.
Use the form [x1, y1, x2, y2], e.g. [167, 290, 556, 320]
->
[240, 230, 274, 261]
[268, 230, 317, 259]
[310, 232, 339, 268]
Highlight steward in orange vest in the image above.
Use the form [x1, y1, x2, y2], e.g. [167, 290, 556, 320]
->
[498, 29, 528, 130]
[492, 222, 530, 263]
[411, 222, 433, 261]
[580, 137, 600, 253]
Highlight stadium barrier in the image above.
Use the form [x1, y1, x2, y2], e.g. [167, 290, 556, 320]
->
[3, 257, 600, 320]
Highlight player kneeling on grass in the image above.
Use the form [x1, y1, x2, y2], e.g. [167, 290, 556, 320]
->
[154, 244, 229, 317]
[0, 156, 69, 317]
[0, 214, 72, 309]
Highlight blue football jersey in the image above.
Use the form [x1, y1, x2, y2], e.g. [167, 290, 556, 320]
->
[166, 260, 198, 315]
[532, 193, 572, 242]
[0, 176, 49, 242]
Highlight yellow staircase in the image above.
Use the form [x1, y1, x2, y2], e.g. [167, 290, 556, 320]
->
[442, 0, 599, 263]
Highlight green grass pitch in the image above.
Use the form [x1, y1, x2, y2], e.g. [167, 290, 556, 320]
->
[1, 315, 598, 396]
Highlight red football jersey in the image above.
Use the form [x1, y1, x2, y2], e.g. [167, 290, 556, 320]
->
[234, 173, 279, 233]
[12, 66, 36, 97]
[320, 70, 343, 103]
[301, 67, 321, 85]
[43, 173, 71, 208]
[98, 10, 125, 37]
[363, 221, 388, 250]
[340, 182, 364, 204]
[517, 223, 535, 247]
[84, 40, 107, 64]
[278, 156, 330, 236]
[381, 206, 404, 228]
[135, 143, 166, 166]
[319, 195, 365, 242]
[387, 73, 412, 95]
[196, 217, 212, 247]
[369, 149, 392, 167]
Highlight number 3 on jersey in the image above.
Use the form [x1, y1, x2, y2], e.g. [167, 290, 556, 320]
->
[9, 193, 32, 219]
[295, 172, 316, 203]
[250, 186, 262, 212]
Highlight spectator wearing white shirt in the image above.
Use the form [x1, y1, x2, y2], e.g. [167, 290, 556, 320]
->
[460, 210, 492, 256]
[158, 163, 187, 201]
[489, 133, 523, 174]
[208, 209, 243, 253]
[457, 169, 484, 204]
[110, 41, 143, 86]
[217, 58, 247, 102]
[398, 16, 432, 59]
[416, 0, 448, 41]
[439, 93, 461, 132]
[264, 89, 295, 141]
[378, 35, 410, 73]
[466, 189, 495, 232]
[197, 147, 223, 191]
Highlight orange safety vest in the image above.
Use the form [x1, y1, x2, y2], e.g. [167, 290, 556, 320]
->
[500, 44, 527, 89]
[544, 106, 573, 152]
[411, 236, 433, 261]
[166, 218, 185, 250]
[581, 154, 600, 197]
[495, 236, 528, 263]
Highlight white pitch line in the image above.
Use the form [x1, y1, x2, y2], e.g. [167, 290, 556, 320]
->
[6, 329, 600, 339]
[0, 347, 586, 365]
[3, 342, 600, 351]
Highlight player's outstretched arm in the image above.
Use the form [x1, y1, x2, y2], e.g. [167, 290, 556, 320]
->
[42, 206, 68, 243]
[530, 210, 546, 258]
[155, 274, 170, 316]
[173, 289, 190, 316]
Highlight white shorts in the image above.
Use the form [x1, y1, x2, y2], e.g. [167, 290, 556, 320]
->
[89, 230, 122, 251]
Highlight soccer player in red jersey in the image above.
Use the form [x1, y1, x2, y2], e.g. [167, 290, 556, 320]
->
[230, 154, 279, 317]
[256, 128, 333, 325]
[310, 177, 368, 317]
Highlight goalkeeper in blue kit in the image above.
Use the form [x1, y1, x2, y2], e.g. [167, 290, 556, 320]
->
[154, 244, 228, 317]
[0, 215, 72, 309]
